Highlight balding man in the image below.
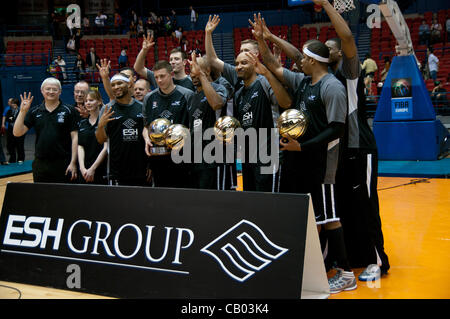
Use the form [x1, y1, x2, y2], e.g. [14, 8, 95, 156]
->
[134, 79, 151, 102]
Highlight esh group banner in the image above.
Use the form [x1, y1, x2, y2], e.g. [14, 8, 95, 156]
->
[0, 183, 328, 299]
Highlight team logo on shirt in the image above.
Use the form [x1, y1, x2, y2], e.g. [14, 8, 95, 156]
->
[57, 112, 66, 123]
[242, 102, 252, 113]
[242, 112, 253, 127]
[122, 118, 138, 142]
[171, 101, 181, 106]
[251, 92, 259, 99]
[152, 101, 158, 109]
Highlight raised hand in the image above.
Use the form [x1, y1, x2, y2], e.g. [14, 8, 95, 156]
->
[98, 105, 115, 129]
[245, 51, 268, 76]
[188, 51, 203, 77]
[205, 15, 220, 34]
[19, 92, 34, 113]
[142, 33, 155, 51]
[96, 58, 111, 78]
[249, 13, 264, 40]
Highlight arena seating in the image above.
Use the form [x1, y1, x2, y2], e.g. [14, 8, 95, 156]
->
[3, 40, 52, 66]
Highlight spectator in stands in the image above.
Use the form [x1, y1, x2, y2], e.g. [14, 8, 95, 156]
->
[54, 55, 67, 83]
[83, 16, 90, 29]
[190, 6, 197, 30]
[114, 11, 123, 35]
[95, 11, 107, 35]
[427, 47, 439, 80]
[86, 47, 99, 72]
[129, 21, 137, 38]
[73, 54, 86, 82]
[0, 124, 8, 165]
[362, 53, 378, 95]
[174, 26, 183, 44]
[13, 79, 79, 183]
[431, 80, 448, 109]
[137, 19, 145, 38]
[2, 98, 25, 164]
[119, 47, 128, 68]
[418, 20, 430, 45]
[165, 16, 173, 36]
[430, 18, 442, 44]
[380, 57, 390, 83]
[130, 10, 138, 25]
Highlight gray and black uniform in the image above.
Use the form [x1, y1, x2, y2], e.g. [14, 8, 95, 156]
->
[333, 53, 390, 272]
[103, 99, 147, 186]
[188, 82, 228, 189]
[142, 85, 193, 188]
[24, 101, 78, 183]
[280, 69, 347, 224]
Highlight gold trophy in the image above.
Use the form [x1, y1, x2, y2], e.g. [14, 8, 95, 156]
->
[148, 118, 171, 155]
[214, 116, 241, 143]
[277, 109, 308, 142]
[165, 124, 190, 150]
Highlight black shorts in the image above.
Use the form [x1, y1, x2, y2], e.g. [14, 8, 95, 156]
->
[32, 158, 71, 183]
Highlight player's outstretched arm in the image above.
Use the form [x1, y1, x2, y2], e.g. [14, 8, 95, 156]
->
[134, 34, 155, 78]
[312, 0, 357, 58]
[204, 15, 225, 73]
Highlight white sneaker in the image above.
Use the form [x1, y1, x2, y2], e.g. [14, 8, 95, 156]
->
[358, 264, 381, 281]
[328, 268, 357, 294]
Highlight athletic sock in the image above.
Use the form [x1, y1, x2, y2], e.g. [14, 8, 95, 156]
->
[326, 227, 352, 272]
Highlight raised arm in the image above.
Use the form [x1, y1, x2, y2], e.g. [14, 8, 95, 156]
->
[249, 14, 285, 83]
[246, 52, 292, 109]
[189, 53, 225, 111]
[312, 0, 357, 59]
[95, 105, 115, 144]
[204, 15, 225, 73]
[96, 58, 114, 101]
[134, 34, 155, 78]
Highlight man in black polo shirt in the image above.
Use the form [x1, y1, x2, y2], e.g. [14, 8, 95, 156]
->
[142, 60, 194, 188]
[188, 53, 228, 189]
[95, 74, 147, 186]
[13, 77, 78, 183]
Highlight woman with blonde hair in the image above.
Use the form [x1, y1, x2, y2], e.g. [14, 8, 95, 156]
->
[78, 89, 108, 184]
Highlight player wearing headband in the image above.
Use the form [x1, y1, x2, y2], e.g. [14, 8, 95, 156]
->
[95, 74, 147, 186]
[251, 15, 356, 294]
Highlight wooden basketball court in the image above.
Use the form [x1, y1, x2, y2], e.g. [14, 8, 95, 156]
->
[0, 173, 448, 299]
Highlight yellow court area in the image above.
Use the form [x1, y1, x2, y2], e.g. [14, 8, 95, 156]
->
[0, 174, 449, 299]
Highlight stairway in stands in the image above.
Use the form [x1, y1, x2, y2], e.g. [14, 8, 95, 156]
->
[52, 40, 78, 86]
[212, 32, 235, 65]
[356, 23, 372, 60]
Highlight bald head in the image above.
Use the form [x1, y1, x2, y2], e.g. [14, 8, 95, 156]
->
[74, 81, 90, 105]
[134, 79, 151, 101]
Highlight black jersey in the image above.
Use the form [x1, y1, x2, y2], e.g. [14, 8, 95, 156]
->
[234, 76, 276, 165]
[24, 101, 78, 160]
[189, 82, 227, 167]
[105, 99, 146, 181]
[142, 85, 193, 126]
[78, 116, 106, 174]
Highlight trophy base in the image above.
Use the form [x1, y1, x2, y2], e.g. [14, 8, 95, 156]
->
[150, 146, 170, 155]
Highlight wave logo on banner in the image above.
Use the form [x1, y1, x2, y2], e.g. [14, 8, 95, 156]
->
[200, 220, 288, 282]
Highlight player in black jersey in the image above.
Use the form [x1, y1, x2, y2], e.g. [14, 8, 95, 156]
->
[317, 0, 390, 281]
[78, 90, 107, 184]
[251, 14, 356, 293]
[142, 61, 194, 188]
[95, 74, 147, 186]
[187, 53, 228, 189]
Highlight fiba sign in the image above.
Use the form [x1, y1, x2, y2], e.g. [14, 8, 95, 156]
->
[391, 78, 413, 120]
